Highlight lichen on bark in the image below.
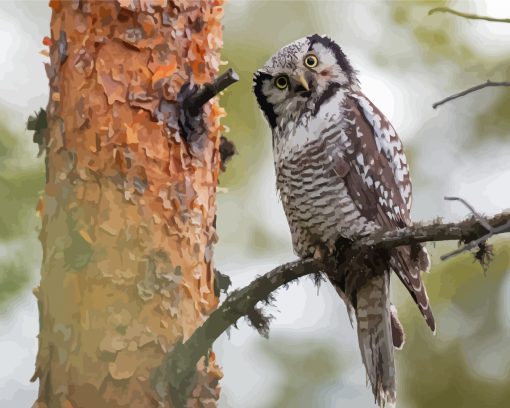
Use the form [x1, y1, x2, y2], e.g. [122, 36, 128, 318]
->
[33, 1, 225, 406]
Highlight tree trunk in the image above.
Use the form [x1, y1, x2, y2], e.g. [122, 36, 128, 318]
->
[32, 1, 224, 406]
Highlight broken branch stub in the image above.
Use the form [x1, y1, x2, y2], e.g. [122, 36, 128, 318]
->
[185, 68, 239, 116]
[178, 68, 239, 141]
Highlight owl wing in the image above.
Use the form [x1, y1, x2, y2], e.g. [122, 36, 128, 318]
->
[335, 92, 435, 331]
[341, 93, 411, 227]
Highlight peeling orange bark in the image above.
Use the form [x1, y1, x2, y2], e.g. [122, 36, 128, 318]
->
[33, 1, 224, 407]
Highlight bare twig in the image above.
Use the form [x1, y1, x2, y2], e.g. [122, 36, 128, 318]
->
[428, 7, 510, 23]
[441, 197, 510, 260]
[153, 210, 510, 403]
[432, 80, 510, 109]
[445, 196, 493, 232]
[429, 8, 510, 109]
[441, 221, 510, 261]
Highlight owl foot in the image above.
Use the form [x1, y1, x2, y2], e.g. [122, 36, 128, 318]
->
[312, 245, 329, 261]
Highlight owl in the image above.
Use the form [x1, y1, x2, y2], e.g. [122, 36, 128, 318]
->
[253, 35, 435, 406]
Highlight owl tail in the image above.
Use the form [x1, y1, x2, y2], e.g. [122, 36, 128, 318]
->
[355, 272, 396, 407]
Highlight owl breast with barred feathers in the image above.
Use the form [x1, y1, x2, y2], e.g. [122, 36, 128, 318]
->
[253, 34, 435, 407]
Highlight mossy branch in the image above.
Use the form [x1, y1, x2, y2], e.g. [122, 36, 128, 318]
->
[153, 209, 510, 405]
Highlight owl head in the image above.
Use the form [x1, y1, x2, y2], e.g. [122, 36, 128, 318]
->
[253, 34, 357, 129]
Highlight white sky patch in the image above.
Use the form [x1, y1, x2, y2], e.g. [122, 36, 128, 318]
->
[451, 0, 510, 58]
[0, 18, 17, 73]
[0, 296, 38, 407]
[0, 4, 50, 117]
[445, 143, 510, 219]
[477, 0, 510, 37]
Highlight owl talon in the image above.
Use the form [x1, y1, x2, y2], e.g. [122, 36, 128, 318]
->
[313, 246, 328, 260]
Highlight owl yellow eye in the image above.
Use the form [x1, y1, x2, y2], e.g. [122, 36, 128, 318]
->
[304, 54, 319, 68]
[275, 75, 289, 90]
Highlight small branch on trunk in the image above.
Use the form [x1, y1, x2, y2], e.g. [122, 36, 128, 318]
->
[153, 210, 510, 404]
[428, 7, 510, 23]
[432, 80, 510, 109]
[178, 68, 239, 143]
[185, 68, 239, 116]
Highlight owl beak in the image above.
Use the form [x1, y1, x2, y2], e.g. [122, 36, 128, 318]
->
[297, 74, 310, 91]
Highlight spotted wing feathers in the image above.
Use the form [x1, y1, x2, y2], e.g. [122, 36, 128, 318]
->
[338, 93, 435, 332]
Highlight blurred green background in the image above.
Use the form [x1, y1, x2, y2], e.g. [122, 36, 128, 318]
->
[1, 1, 510, 407]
